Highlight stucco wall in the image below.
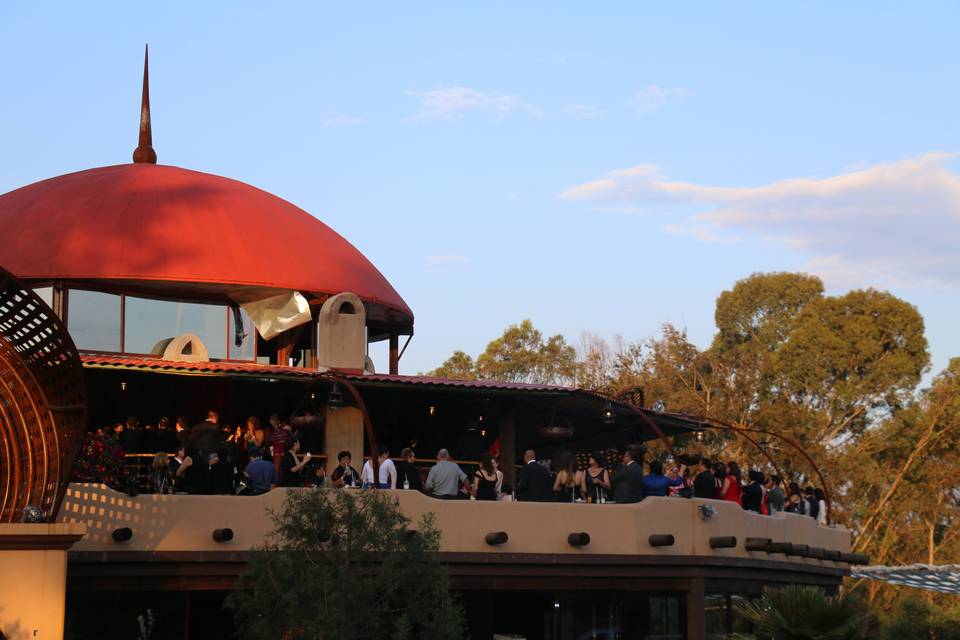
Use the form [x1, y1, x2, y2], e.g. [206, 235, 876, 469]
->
[58, 484, 849, 566]
[0, 523, 85, 640]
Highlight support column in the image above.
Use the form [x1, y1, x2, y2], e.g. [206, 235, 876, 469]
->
[497, 403, 516, 494]
[325, 406, 365, 473]
[686, 576, 706, 640]
[0, 523, 85, 640]
[389, 333, 399, 375]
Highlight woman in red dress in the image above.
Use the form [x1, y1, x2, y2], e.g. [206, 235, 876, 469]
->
[719, 461, 743, 506]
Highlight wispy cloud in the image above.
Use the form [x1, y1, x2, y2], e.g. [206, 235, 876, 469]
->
[562, 153, 960, 288]
[406, 86, 538, 121]
[566, 103, 606, 120]
[322, 112, 365, 127]
[631, 85, 693, 113]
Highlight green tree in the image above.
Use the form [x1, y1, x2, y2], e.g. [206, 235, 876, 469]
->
[428, 320, 578, 385]
[732, 585, 872, 640]
[428, 350, 477, 380]
[226, 489, 464, 640]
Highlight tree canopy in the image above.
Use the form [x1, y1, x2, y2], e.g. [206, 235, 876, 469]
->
[227, 489, 464, 640]
[427, 271, 959, 618]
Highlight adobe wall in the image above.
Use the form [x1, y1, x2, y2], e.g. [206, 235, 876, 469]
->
[0, 523, 85, 640]
[58, 484, 849, 567]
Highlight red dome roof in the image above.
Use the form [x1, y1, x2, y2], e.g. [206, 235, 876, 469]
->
[0, 163, 412, 331]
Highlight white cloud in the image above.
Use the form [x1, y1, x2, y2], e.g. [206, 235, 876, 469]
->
[322, 112, 365, 127]
[406, 86, 538, 121]
[562, 153, 960, 288]
[631, 85, 693, 113]
[567, 104, 606, 120]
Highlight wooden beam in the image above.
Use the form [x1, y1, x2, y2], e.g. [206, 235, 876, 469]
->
[388, 333, 399, 375]
[686, 576, 706, 640]
[498, 402, 517, 494]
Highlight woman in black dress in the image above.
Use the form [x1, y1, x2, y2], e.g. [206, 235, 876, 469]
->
[473, 453, 500, 501]
[583, 451, 611, 503]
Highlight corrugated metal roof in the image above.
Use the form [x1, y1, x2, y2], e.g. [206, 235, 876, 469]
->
[80, 354, 315, 379]
[339, 372, 574, 393]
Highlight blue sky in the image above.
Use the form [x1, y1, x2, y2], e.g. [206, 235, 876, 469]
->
[2, 2, 959, 378]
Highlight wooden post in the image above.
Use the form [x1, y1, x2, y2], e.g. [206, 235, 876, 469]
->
[498, 402, 517, 494]
[686, 576, 706, 640]
[389, 333, 399, 375]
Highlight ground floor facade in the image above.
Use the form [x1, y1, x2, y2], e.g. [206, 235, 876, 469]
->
[64, 551, 844, 640]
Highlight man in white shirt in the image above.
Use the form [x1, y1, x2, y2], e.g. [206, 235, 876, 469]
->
[362, 449, 397, 489]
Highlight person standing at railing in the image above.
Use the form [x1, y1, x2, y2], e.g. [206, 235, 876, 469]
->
[331, 451, 360, 488]
[719, 462, 743, 506]
[641, 460, 685, 499]
[150, 452, 173, 493]
[516, 450, 552, 502]
[362, 449, 397, 489]
[692, 458, 715, 499]
[584, 451, 611, 503]
[742, 470, 765, 513]
[395, 448, 422, 491]
[610, 445, 644, 504]
[765, 476, 785, 514]
[280, 439, 312, 487]
[169, 446, 191, 493]
[552, 452, 584, 503]
[473, 453, 501, 501]
[425, 449, 469, 499]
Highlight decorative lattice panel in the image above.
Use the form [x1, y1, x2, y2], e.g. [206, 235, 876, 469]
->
[0, 268, 86, 522]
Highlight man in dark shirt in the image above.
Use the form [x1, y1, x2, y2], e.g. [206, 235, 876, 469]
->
[330, 451, 360, 488]
[516, 450, 552, 502]
[742, 470, 765, 513]
[118, 416, 143, 454]
[692, 457, 716, 499]
[611, 445, 645, 504]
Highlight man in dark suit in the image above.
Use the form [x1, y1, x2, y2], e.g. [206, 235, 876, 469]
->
[692, 457, 716, 499]
[185, 411, 223, 494]
[611, 445, 645, 503]
[516, 449, 552, 502]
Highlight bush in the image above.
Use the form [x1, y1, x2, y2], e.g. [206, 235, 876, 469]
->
[226, 488, 464, 640]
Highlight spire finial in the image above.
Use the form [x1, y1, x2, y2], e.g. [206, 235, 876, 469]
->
[132, 44, 157, 164]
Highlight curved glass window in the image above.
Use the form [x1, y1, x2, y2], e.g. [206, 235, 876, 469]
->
[124, 297, 228, 359]
[68, 290, 121, 351]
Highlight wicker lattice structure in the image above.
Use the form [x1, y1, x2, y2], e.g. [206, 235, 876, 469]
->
[0, 267, 86, 522]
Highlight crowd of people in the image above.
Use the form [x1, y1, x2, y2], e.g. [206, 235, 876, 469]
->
[104, 414, 829, 524]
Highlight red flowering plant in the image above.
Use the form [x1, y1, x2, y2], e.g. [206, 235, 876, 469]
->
[72, 430, 126, 487]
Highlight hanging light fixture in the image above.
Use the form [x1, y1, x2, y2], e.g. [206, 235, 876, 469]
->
[427, 405, 437, 417]
[602, 402, 616, 424]
[695, 428, 705, 443]
[759, 438, 769, 452]
[327, 382, 344, 410]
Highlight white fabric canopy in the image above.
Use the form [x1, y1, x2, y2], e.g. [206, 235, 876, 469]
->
[239, 291, 312, 340]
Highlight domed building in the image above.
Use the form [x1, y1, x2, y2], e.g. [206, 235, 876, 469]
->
[0, 51, 859, 640]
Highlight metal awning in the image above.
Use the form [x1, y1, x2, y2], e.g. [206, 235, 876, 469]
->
[851, 564, 960, 594]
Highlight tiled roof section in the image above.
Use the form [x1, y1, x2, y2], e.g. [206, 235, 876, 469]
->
[80, 354, 315, 379]
[77, 355, 576, 391]
[339, 372, 574, 393]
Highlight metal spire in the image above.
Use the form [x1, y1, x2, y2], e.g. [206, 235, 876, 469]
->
[132, 44, 157, 164]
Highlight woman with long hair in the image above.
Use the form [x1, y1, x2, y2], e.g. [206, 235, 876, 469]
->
[150, 452, 172, 494]
[552, 451, 582, 502]
[719, 461, 742, 505]
[473, 452, 500, 501]
[584, 451, 611, 503]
